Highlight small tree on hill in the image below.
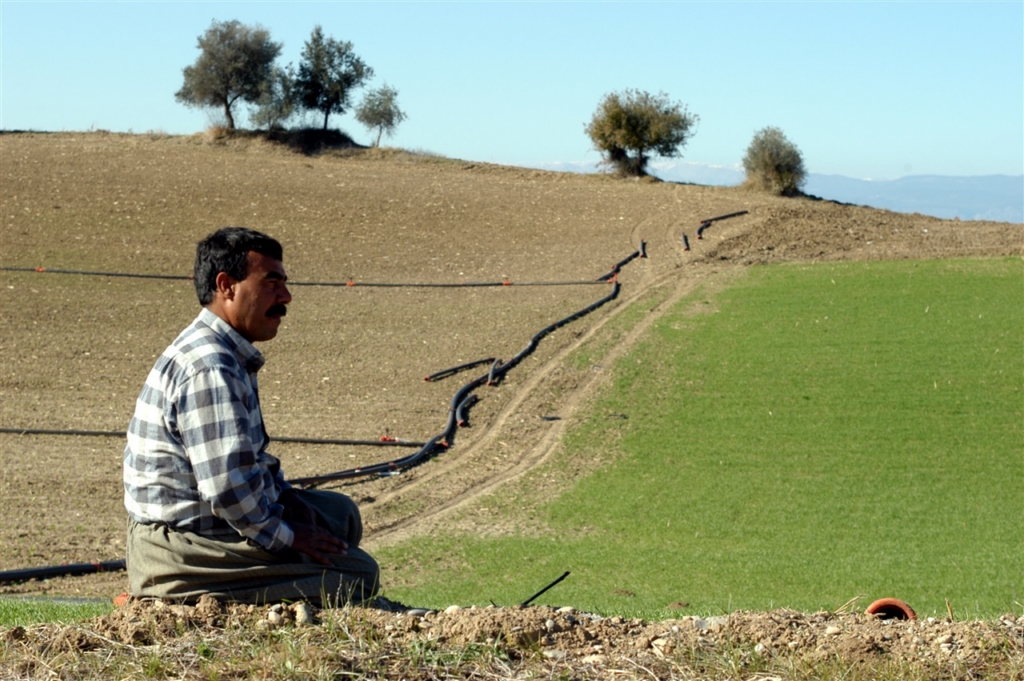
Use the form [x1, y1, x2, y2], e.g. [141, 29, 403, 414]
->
[295, 26, 374, 131]
[742, 126, 807, 196]
[175, 20, 282, 131]
[355, 84, 407, 146]
[250, 65, 298, 130]
[585, 89, 698, 177]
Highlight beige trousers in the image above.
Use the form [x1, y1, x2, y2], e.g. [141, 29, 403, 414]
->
[126, 489, 379, 606]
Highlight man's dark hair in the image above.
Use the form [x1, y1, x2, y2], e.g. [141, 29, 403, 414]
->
[194, 227, 284, 305]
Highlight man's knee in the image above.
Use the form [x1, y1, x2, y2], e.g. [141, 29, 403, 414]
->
[297, 488, 363, 545]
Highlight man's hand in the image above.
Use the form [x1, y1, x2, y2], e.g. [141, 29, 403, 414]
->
[289, 522, 348, 566]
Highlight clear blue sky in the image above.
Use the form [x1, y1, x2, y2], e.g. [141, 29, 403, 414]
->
[2, 1, 1022, 179]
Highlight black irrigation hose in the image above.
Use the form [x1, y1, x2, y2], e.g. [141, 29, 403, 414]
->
[6, 243, 644, 489]
[293, 279, 607, 288]
[696, 210, 749, 239]
[0, 266, 606, 289]
[705, 210, 749, 223]
[287, 436, 448, 486]
[0, 427, 124, 438]
[0, 427, 424, 448]
[290, 276, 626, 488]
[0, 266, 192, 280]
[596, 241, 646, 281]
[284, 246, 643, 487]
[456, 394, 480, 427]
[0, 559, 126, 585]
[492, 279, 621, 379]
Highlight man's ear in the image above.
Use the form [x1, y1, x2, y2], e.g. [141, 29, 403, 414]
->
[215, 271, 236, 300]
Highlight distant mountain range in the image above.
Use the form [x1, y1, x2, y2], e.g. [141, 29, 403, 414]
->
[533, 160, 1023, 223]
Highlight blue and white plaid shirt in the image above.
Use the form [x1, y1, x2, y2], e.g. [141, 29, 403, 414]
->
[124, 308, 294, 552]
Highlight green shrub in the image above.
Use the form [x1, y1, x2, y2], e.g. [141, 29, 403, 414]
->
[742, 126, 806, 196]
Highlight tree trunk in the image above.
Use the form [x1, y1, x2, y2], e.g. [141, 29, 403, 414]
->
[374, 128, 383, 147]
[322, 111, 330, 131]
[223, 103, 235, 131]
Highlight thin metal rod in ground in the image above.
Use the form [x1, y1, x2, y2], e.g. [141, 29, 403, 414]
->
[521, 571, 571, 606]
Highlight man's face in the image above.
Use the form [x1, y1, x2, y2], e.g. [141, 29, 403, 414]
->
[225, 251, 292, 343]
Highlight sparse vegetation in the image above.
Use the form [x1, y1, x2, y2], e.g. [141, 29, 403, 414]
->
[250, 65, 298, 131]
[743, 126, 807, 196]
[585, 89, 698, 177]
[2, 598, 1021, 680]
[175, 20, 282, 131]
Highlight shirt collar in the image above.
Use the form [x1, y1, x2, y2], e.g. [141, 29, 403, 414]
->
[197, 307, 266, 373]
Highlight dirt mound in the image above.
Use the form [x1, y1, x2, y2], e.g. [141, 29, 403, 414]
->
[7, 598, 1021, 678]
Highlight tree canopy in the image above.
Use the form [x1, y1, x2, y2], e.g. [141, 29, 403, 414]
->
[175, 20, 281, 131]
[295, 26, 374, 131]
[585, 90, 698, 177]
[742, 126, 807, 196]
[355, 85, 407, 146]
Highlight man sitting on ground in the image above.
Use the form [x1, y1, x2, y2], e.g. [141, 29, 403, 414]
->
[123, 227, 379, 606]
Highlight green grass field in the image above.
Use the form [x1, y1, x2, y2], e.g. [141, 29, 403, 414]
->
[0, 598, 111, 627]
[378, 258, 1023, 619]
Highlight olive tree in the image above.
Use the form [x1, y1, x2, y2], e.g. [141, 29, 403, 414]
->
[355, 84, 407, 146]
[585, 89, 698, 177]
[175, 20, 281, 131]
[294, 26, 374, 131]
[742, 126, 807, 196]
[250, 65, 298, 130]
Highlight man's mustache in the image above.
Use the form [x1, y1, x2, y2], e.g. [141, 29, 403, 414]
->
[267, 304, 288, 318]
